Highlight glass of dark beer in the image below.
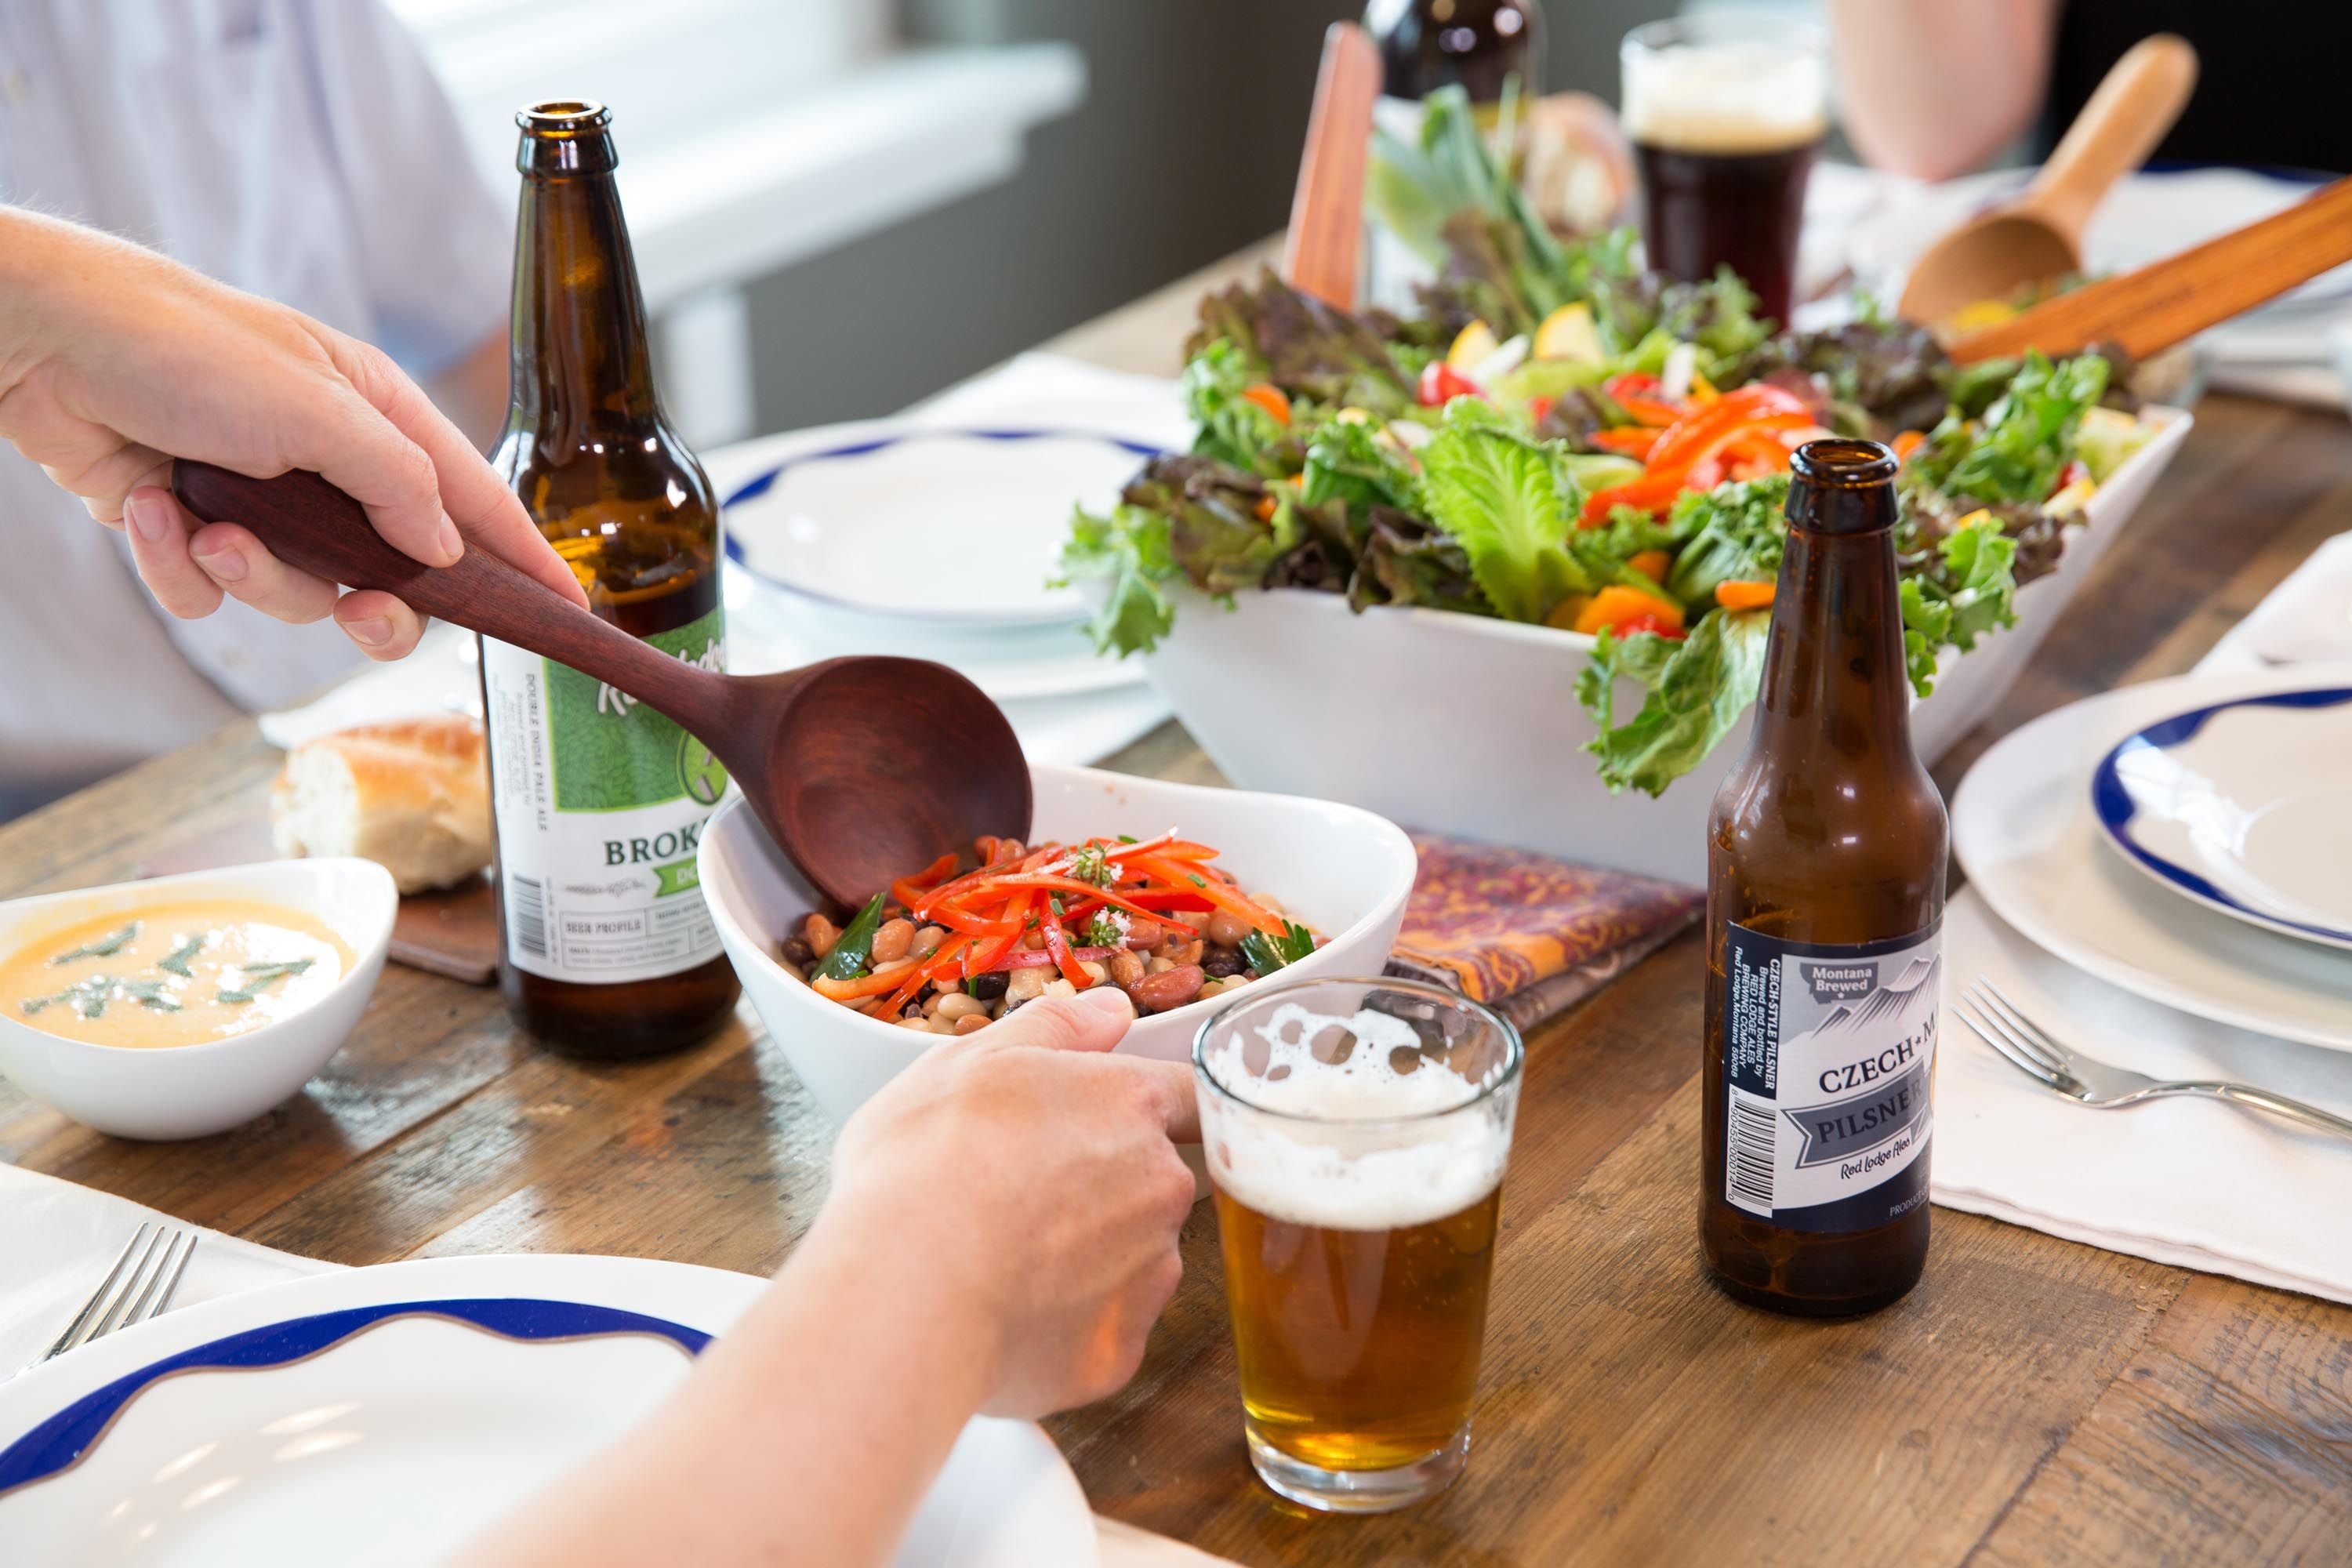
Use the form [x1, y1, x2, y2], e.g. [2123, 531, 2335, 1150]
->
[1621, 14, 1830, 327]
[1194, 977, 1523, 1513]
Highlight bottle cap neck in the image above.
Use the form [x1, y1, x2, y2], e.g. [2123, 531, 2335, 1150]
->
[1785, 439, 1899, 536]
[516, 100, 618, 176]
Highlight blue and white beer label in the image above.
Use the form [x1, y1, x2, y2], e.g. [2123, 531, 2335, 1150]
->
[1719, 921, 1940, 1232]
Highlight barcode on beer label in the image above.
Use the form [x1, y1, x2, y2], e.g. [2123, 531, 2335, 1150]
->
[1719, 918, 1939, 1232]
[1726, 1087, 1778, 1216]
[510, 874, 550, 960]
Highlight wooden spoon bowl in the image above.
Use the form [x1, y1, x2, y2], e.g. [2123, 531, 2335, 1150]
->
[171, 463, 1031, 912]
[1899, 34, 2198, 325]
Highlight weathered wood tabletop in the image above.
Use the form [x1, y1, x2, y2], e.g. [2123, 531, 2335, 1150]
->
[6, 245, 2350, 1565]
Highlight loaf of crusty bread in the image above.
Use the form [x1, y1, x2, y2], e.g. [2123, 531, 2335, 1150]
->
[270, 717, 492, 895]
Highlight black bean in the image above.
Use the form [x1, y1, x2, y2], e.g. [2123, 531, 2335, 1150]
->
[779, 935, 815, 967]
[1201, 945, 1247, 978]
[966, 971, 1010, 1001]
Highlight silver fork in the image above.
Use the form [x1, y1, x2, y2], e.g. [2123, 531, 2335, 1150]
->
[27, 1222, 198, 1370]
[1955, 979, 2352, 1140]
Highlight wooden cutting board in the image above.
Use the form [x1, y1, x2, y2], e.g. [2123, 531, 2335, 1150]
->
[134, 819, 499, 985]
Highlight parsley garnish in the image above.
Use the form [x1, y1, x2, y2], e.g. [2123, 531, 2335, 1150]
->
[1240, 921, 1317, 977]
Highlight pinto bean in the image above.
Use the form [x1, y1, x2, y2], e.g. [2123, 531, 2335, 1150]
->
[911, 925, 946, 959]
[870, 919, 915, 964]
[1109, 949, 1145, 988]
[953, 1013, 991, 1036]
[1128, 964, 1205, 1014]
[1204, 910, 1251, 947]
[802, 913, 841, 959]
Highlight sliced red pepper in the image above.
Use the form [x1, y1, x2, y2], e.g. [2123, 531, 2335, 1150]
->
[1040, 913, 1091, 988]
[984, 945, 1119, 973]
[1126, 853, 1284, 938]
[869, 935, 976, 1020]
[888, 853, 960, 913]
[963, 891, 1035, 977]
[1617, 395, 1685, 427]
[1590, 426, 1664, 459]
[925, 902, 1025, 939]
[1604, 372, 1660, 401]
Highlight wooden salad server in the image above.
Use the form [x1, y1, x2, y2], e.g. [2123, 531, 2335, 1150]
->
[172, 463, 1032, 912]
[1900, 34, 2198, 325]
[1280, 20, 1381, 310]
[1948, 172, 2352, 364]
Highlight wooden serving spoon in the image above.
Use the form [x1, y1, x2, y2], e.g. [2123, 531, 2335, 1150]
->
[1948, 174, 2352, 364]
[172, 463, 1032, 912]
[1898, 34, 2198, 326]
[1280, 20, 1381, 310]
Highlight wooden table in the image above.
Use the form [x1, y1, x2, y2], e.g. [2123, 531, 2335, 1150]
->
[7, 246, 2351, 1564]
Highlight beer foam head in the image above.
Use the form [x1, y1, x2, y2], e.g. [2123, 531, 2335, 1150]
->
[1199, 1003, 1515, 1232]
[1621, 41, 1829, 154]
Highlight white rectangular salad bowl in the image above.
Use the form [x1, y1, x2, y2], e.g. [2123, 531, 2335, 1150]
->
[696, 764, 1418, 1124]
[1131, 407, 2190, 886]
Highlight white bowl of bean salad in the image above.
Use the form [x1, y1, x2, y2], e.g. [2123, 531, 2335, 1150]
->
[697, 764, 1418, 1124]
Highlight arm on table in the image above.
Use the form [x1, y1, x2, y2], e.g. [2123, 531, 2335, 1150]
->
[451, 988, 1200, 1567]
[1827, 0, 2062, 180]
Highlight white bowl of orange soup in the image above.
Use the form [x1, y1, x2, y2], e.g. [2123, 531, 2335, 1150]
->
[0, 859, 396, 1139]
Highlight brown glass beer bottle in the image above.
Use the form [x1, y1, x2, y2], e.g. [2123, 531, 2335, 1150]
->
[1700, 439, 1946, 1316]
[1363, 0, 1543, 103]
[480, 101, 739, 1058]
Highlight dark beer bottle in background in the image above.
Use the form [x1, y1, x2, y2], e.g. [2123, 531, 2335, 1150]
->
[1364, 0, 1543, 103]
[481, 101, 739, 1059]
[1361, 1, 1545, 308]
[1700, 440, 1946, 1316]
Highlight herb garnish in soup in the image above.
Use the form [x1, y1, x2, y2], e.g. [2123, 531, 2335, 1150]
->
[1, 900, 354, 1049]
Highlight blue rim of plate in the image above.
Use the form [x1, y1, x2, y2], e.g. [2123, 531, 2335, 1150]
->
[0, 1297, 707, 1499]
[720, 426, 1167, 628]
[2089, 686, 2352, 948]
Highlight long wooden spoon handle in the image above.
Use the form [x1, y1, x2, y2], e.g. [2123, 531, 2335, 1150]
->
[2022, 34, 2198, 242]
[171, 462, 718, 725]
[1949, 175, 2352, 364]
[1280, 20, 1380, 310]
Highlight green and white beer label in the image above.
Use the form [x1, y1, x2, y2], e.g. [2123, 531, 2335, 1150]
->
[482, 607, 729, 984]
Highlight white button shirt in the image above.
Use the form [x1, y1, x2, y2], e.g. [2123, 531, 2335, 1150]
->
[0, 0, 511, 818]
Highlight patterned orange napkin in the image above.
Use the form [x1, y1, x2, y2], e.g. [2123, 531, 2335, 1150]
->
[1385, 833, 1703, 1033]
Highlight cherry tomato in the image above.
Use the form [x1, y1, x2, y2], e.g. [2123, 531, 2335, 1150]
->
[1418, 360, 1483, 408]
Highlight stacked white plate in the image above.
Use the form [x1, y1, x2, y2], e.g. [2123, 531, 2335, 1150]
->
[1952, 664, 2352, 1054]
[711, 420, 1167, 707]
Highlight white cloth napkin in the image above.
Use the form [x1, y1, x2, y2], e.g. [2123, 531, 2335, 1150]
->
[1931, 894, 2352, 1303]
[2190, 528, 2352, 674]
[0, 1163, 1226, 1566]
[1930, 533, 2352, 1301]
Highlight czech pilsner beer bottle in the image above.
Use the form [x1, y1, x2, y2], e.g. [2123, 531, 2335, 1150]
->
[1700, 439, 1946, 1316]
[481, 101, 739, 1058]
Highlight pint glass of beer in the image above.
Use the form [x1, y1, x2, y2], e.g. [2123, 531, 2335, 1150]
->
[1621, 14, 1830, 327]
[1194, 977, 1523, 1512]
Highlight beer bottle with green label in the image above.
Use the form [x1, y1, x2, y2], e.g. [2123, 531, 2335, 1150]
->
[481, 100, 739, 1058]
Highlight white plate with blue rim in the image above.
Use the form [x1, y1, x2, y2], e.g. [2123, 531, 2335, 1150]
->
[720, 420, 1167, 638]
[0, 1254, 1099, 1568]
[1951, 666, 2352, 1053]
[2090, 684, 2352, 952]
